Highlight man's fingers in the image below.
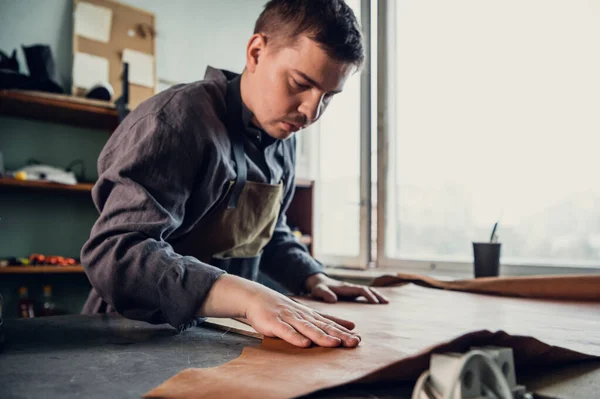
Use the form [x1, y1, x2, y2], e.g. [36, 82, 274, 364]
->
[286, 318, 342, 348]
[370, 288, 389, 304]
[310, 312, 355, 334]
[312, 284, 338, 303]
[273, 321, 311, 348]
[317, 312, 356, 331]
[314, 320, 361, 348]
[334, 285, 380, 304]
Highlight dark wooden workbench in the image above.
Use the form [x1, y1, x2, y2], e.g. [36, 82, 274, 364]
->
[1, 314, 598, 398]
[0, 314, 412, 398]
[0, 315, 260, 398]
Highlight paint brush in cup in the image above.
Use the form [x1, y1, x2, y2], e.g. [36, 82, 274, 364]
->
[489, 222, 499, 243]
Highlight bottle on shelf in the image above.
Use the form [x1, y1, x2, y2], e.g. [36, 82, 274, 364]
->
[18, 286, 35, 318]
[41, 285, 57, 317]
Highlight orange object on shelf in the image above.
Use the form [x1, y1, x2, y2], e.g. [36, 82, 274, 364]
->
[28, 254, 78, 266]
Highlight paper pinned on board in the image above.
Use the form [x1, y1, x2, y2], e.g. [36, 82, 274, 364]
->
[74, 2, 113, 44]
[73, 52, 109, 90]
[122, 49, 155, 88]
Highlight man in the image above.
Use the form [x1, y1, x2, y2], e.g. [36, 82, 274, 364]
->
[81, 0, 388, 349]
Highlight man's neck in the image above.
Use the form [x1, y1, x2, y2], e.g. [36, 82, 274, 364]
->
[239, 70, 263, 129]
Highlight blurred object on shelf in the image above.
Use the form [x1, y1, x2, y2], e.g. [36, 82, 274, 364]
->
[29, 254, 78, 266]
[86, 82, 114, 101]
[41, 285, 57, 317]
[0, 44, 64, 94]
[0, 257, 30, 267]
[12, 164, 77, 185]
[18, 287, 35, 319]
[0, 48, 19, 72]
[287, 224, 312, 246]
[7, 158, 88, 185]
[0, 254, 79, 268]
[289, 224, 303, 239]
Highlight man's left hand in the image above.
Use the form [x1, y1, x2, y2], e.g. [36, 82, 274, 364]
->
[304, 273, 389, 304]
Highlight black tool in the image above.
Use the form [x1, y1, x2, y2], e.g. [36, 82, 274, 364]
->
[114, 62, 130, 122]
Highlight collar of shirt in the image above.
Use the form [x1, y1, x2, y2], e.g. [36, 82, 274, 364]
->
[228, 75, 278, 149]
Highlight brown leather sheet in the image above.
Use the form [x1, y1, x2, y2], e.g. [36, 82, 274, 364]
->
[145, 276, 600, 399]
[373, 272, 600, 301]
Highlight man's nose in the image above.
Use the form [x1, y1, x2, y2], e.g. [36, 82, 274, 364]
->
[299, 91, 325, 124]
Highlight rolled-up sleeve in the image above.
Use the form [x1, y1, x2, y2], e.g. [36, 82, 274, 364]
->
[259, 138, 324, 294]
[81, 115, 225, 330]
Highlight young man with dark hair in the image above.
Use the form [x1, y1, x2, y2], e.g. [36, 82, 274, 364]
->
[81, 0, 388, 348]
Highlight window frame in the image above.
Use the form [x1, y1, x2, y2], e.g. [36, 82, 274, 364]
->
[374, 0, 600, 275]
[311, 0, 373, 269]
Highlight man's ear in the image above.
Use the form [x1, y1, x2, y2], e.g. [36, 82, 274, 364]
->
[246, 33, 267, 73]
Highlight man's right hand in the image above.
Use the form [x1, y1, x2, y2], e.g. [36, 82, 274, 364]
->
[198, 274, 361, 348]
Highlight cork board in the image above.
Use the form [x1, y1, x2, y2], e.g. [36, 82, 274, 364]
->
[72, 0, 156, 109]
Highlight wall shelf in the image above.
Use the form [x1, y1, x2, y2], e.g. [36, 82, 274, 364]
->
[0, 90, 119, 131]
[0, 265, 85, 274]
[0, 177, 94, 194]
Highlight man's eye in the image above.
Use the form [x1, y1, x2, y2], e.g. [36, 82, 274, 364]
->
[293, 79, 311, 90]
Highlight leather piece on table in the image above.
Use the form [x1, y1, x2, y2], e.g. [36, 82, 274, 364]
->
[145, 283, 600, 399]
[372, 273, 600, 301]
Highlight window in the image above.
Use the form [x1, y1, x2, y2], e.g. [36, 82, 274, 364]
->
[380, 0, 600, 268]
[304, 0, 371, 267]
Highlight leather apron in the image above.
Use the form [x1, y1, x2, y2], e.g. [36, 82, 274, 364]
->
[170, 78, 284, 281]
[83, 78, 284, 315]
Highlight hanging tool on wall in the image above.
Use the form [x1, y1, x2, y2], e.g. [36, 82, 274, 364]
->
[114, 61, 130, 122]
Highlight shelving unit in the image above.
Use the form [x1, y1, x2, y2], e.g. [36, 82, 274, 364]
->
[1, 88, 316, 316]
[0, 175, 315, 253]
[288, 180, 315, 255]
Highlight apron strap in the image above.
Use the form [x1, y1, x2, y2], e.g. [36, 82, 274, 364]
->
[225, 76, 247, 209]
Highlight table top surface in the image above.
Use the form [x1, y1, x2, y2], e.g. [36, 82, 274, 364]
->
[0, 314, 419, 398]
[1, 314, 598, 399]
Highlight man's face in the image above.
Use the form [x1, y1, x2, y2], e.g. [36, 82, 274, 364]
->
[244, 34, 356, 140]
